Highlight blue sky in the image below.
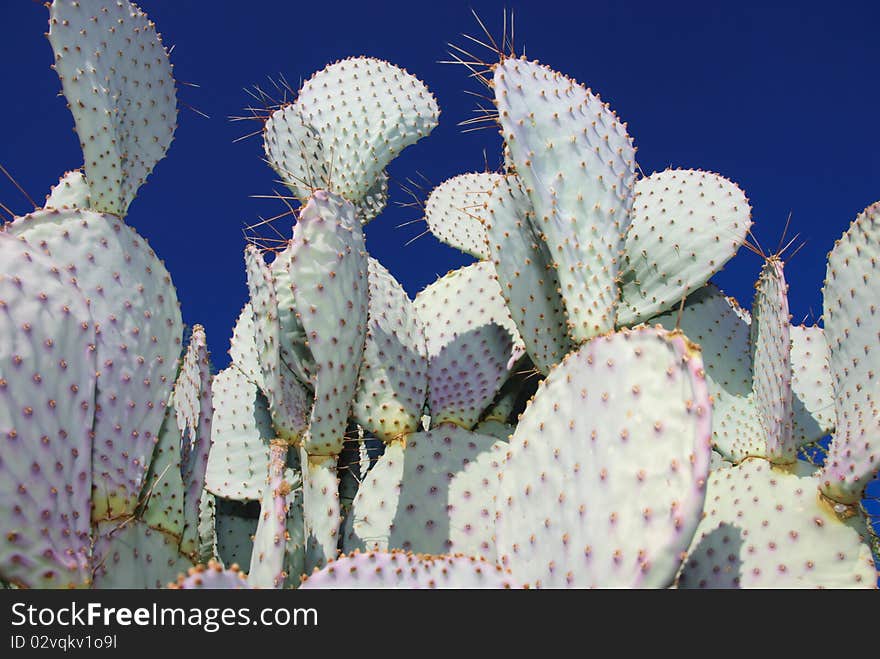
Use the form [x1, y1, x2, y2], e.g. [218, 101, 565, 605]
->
[1, 0, 878, 369]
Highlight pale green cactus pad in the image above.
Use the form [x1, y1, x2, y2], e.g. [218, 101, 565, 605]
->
[415, 261, 525, 428]
[618, 169, 751, 326]
[751, 258, 794, 463]
[819, 202, 880, 504]
[91, 519, 192, 588]
[790, 324, 835, 444]
[204, 366, 272, 501]
[0, 233, 96, 589]
[44, 170, 90, 210]
[678, 459, 876, 588]
[353, 171, 389, 224]
[424, 173, 498, 259]
[299, 550, 519, 589]
[263, 104, 327, 202]
[284, 191, 368, 455]
[352, 258, 428, 442]
[139, 401, 185, 539]
[493, 57, 636, 343]
[650, 286, 761, 462]
[170, 561, 250, 589]
[301, 450, 341, 571]
[495, 327, 712, 587]
[47, 0, 177, 217]
[228, 303, 264, 388]
[295, 57, 439, 208]
[9, 209, 182, 521]
[485, 174, 572, 374]
[215, 499, 258, 570]
[344, 429, 507, 560]
[174, 326, 213, 558]
[248, 443, 291, 588]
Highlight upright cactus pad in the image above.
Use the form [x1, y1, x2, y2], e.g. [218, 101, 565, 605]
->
[47, 0, 177, 217]
[424, 173, 498, 258]
[484, 174, 572, 373]
[750, 258, 794, 464]
[299, 550, 519, 589]
[493, 57, 636, 343]
[204, 366, 272, 501]
[352, 258, 428, 442]
[618, 169, 751, 326]
[91, 519, 192, 588]
[263, 104, 327, 203]
[819, 202, 880, 504]
[790, 325, 835, 444]
[0, 233, 96, 588]
[9, 209, 182, 521]
[282, 191, 368, 455]
[247, 442, 291, 588]
[495, 327, 712, 587]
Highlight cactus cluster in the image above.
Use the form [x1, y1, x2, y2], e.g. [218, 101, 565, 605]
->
[1, 1, 877, 589]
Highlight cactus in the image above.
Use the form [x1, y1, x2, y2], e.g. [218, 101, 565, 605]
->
[3, 3, 877, 590]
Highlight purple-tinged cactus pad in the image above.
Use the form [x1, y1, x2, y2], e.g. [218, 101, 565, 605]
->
[295, 57, 439, 209]
[751, 259, 794, 463]
[424, 173, 498, 259]
[495, 327, 712, 588]
[493, 57, 636, 343]
[205, 366, 272, 501]
[285, 192, 368, 456]
[352, 258, 428, 442]
[9, 208, 182, 522]
[485, 175, 572, 374]
[299, 550, 519, 589]
[415, 262, 525, 429]
[618, 169, 751, 326]
[47, 0, 177, 217]
[44, 170, 90, 211]
[790, 325, 835, 444]
[174, 326, 213, 558]
[0, 233, 96, 588]
[819, 202, 880, 504]
[91, 519, 192, 589]
[678, 459, 876, 588]
[344, 429, 507, 561]
[170, 561, 251, 589]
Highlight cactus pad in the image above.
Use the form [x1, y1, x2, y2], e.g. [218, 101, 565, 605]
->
[424, 173, 498, 258]
[345, 429, 507, 560]
[495, 327, 712, 587]
[493, 57, 636, 343]
[415, 261, 524, 428]
[484, 174, 572, 373]
[91, 519, 192, 588]
[9, 209, 182, 521]
[170, 561, 250, 589]
[47, 0, 177, 216]
[299, 550, 518, 589]
[352, 258, 428, 442]
[618, 169, 751, 325]
[45, 170, 90, 210]
[819, 202, 880, 504]
[0, 233, 96, 588]
[678, 460, 876, 588]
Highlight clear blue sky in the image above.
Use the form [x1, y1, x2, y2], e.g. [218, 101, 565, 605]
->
[2, 0, 878, 369]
